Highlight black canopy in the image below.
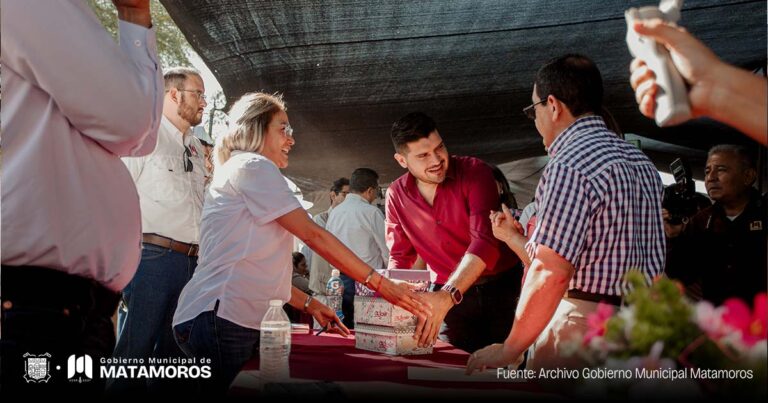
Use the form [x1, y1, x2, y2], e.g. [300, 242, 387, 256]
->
[161, 0, 766, 192]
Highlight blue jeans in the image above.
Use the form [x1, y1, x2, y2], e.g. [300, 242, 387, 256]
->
[434, 267, 522, 353]
[340, 274, 356, 329]
[174, 308, 260, 395]
[110, 243, 196, 392]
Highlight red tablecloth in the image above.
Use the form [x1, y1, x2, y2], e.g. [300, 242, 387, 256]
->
[241, 331, 543, 393]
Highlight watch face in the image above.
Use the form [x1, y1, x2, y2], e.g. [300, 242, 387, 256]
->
[451, 289, 463, 304]
[443, 285, 462, 305]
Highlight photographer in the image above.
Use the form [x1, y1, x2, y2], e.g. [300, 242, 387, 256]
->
[665, 145, 766, 305]
[661, 158, 711, 238]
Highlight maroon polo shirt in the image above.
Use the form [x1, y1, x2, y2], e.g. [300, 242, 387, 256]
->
[385, 155, 519, 284]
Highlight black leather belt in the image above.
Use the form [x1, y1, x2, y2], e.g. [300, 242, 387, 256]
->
[566, 289, 622, 306]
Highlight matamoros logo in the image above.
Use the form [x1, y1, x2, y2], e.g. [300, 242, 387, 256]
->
[100, 356, 212, 379]
[68, 354, 93, 383]
[23, 352, 212, 383]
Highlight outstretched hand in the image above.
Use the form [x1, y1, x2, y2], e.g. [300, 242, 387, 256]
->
[377, 277, 432, 323]
[308, 300, 350, 336]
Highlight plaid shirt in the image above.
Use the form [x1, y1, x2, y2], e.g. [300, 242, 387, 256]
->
[526, 116, 665, 295]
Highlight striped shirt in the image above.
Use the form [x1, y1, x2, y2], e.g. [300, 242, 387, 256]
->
[526, 116, 665, 296]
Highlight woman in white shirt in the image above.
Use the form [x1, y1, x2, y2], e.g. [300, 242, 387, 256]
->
[172, 92, 428, 393]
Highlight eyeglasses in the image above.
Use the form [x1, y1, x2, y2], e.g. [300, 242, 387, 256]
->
[523, 99, 547, 120]
[183, 146, 193, 172]
[177, 89, 207, 102]
[282, 124, 294, 138]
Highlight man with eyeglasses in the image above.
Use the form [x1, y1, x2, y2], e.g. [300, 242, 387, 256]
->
[112, 67, 208, 393]
[1, 0, 162, 393]
[467, 54, 665, 374]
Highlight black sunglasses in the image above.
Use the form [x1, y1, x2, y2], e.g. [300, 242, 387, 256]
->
[523, 99, 547, 120]
[183, 146, 193, 172]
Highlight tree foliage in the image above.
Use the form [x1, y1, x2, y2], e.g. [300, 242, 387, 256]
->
[87, 0, 191, 68]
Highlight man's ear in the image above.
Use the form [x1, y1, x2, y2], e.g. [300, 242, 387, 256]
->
[394, 153, 408, 169]
[168, 87, 180, 105]
[548, 95, 561, 122]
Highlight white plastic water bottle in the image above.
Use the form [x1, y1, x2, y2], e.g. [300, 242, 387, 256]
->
[325, 269, 344, 321]
[259, 300, 291, 386]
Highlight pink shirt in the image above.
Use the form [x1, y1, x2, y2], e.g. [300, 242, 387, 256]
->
[1, 0, 163, 291]
[386, 156, 519, 284]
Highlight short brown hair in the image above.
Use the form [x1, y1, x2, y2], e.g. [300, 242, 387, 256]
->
[163, 66, 202, 91]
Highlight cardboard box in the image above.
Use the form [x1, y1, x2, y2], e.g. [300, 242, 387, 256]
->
[354, 296, 417, 327]
[354, 324, 433, 355]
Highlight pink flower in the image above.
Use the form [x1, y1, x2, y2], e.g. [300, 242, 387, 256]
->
[584, 302, 615, 345]
[694, 301, 728, 340]
[722, 293, 767, 347]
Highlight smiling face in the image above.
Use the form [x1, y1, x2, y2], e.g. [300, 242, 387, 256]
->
[394, 130, 449, 185]
[259, 109, 294, 169]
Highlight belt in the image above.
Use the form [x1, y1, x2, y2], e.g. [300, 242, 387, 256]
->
[142, 233, 199, 257]
[565, 289, 622, 306]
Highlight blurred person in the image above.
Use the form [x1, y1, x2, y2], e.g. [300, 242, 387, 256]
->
[291, 252, 311, 295]
[490, 165, 519, 209]
[326, 168, 389, 328]
[307, 177, 350, 295]
[1, 0, 162, 393]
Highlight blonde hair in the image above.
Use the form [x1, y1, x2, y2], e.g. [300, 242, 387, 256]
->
[215, 92, 286, 166]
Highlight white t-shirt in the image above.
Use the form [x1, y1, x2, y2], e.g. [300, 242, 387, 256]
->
[173, 151, 302, 330]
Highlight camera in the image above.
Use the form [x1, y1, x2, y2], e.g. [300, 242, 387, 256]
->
[662, 158, 702, 225]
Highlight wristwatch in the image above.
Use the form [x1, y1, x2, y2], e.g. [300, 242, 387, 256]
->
[441, 284, 463, 305]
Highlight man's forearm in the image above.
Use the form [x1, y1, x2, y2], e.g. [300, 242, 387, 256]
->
[501, 251, 573, 360]
[443, 253, 486, 292]
[705, 64, 767, 145]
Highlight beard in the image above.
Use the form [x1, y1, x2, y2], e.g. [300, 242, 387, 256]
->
[178, 95, 203, 126]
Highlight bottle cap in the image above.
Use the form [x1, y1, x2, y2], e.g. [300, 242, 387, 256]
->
[331, 269, 340, 277]
[269, 299, 282, 307]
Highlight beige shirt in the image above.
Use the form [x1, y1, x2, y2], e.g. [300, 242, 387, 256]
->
[122, 117, 208, 243]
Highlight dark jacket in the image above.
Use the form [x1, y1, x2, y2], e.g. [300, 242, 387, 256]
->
[666, 189, 767, 305]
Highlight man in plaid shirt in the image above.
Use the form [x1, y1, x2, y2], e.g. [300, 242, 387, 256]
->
[468, 54, 665, 372]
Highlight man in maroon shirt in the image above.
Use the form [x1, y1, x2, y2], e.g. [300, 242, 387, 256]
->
[386, 112, 522, 353]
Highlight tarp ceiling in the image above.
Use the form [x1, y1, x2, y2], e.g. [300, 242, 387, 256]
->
[161, 0, 766, 192]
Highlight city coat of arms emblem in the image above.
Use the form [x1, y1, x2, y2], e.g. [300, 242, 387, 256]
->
[23, 353, 52, 383]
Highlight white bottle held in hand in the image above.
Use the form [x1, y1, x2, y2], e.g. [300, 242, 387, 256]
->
[626, 0, 691, 127]
[325, 269, 344, 321]
[259, 299, 291, 385]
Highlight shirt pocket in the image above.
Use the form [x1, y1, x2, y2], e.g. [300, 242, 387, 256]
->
[144, 155, 187, 202]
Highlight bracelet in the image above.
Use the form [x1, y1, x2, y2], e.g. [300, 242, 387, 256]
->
[303, 295, 313, 313]
[363, 268, 376, 289]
